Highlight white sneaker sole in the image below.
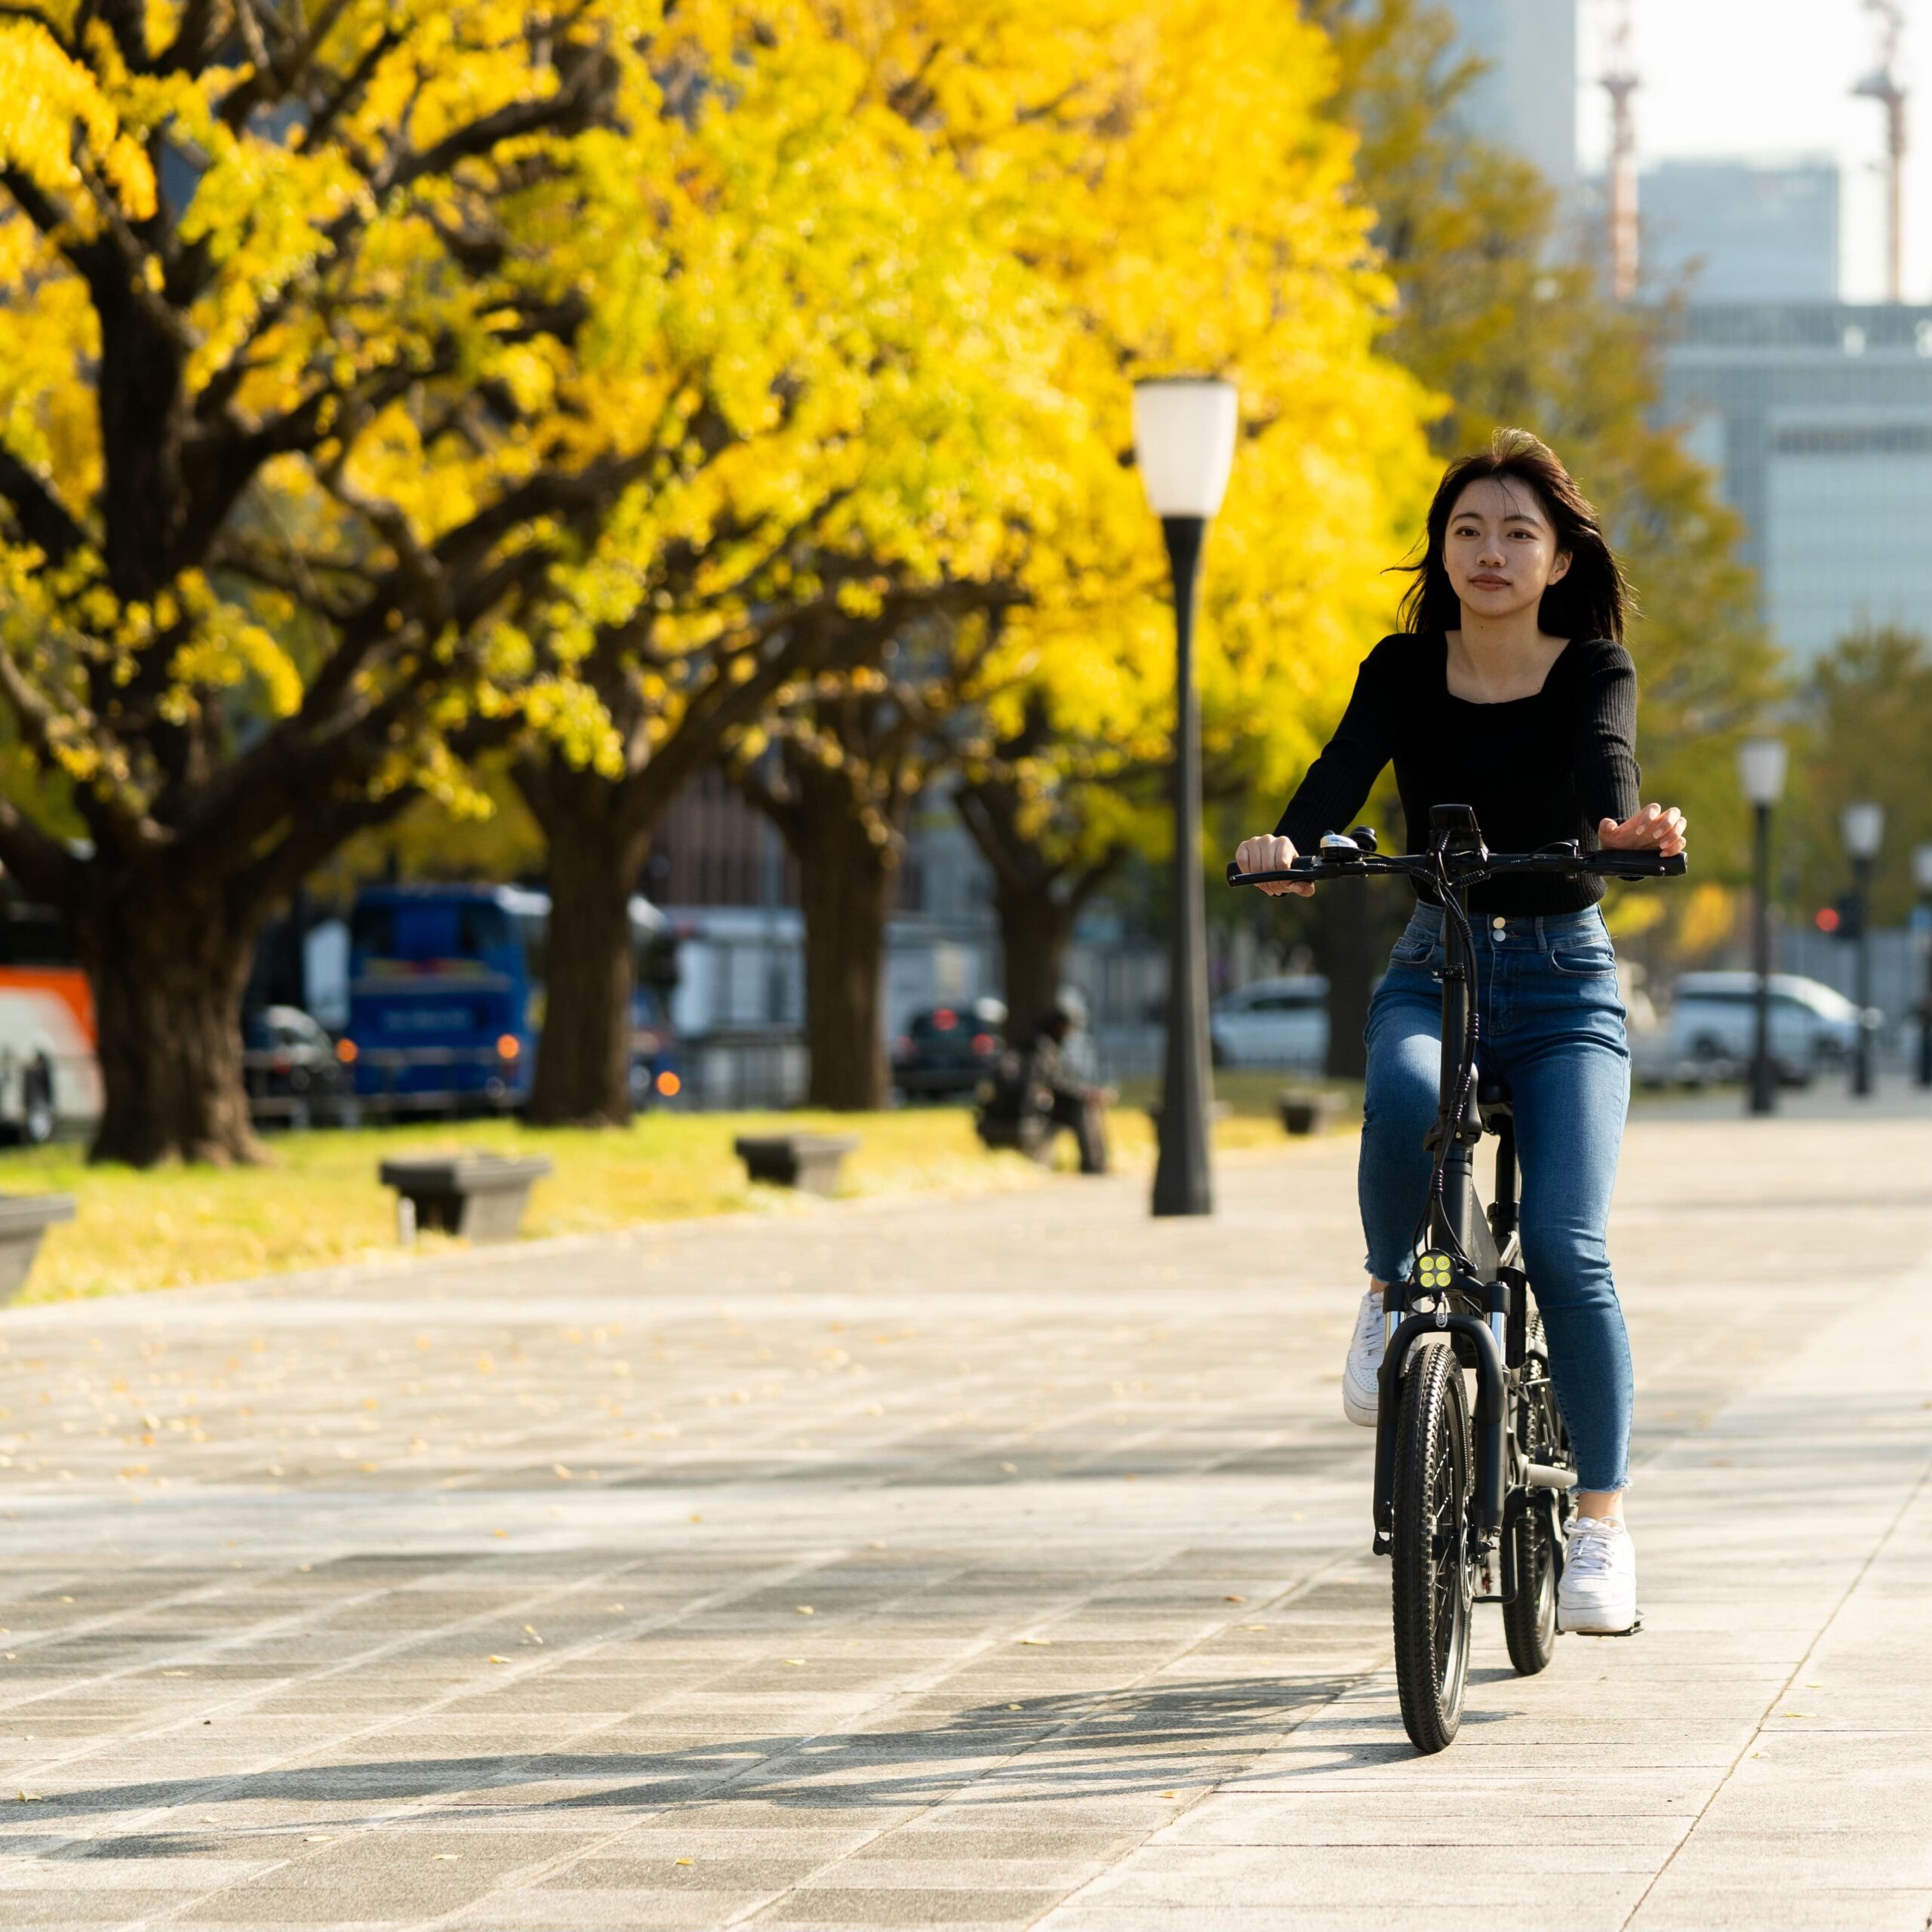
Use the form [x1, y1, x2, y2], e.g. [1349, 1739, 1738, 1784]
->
[1558, 1602, 1643, 1636]
[1341, 1380, 1380, 1427]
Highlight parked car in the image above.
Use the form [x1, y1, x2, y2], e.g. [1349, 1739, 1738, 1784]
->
[1662, 972, 1867, 1086]
[1210, 975, 1331, 1071]
[892, 999, 1006, 1100]
[243, 1005, 357, 1127]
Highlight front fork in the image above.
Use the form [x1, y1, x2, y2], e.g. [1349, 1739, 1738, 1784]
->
[1371, 1259, 1537, 1586]
[1371, 1300, 1506, 1553]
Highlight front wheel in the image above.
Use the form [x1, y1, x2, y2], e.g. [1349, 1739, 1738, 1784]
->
[1391, 1340, 1475, 1753]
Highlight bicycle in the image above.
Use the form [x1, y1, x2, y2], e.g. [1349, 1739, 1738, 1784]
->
[1228, 802, 1684, 1752]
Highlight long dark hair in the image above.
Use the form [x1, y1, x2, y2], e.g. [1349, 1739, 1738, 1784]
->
[1397, 428, 1632, 642]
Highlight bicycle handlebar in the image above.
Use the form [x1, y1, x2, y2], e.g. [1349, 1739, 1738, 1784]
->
[1226, 847, 1687, 890]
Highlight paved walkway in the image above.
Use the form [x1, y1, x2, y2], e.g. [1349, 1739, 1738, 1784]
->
[1, 1111, 1930, 1930]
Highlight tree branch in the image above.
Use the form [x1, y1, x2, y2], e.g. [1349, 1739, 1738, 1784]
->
[94, 0, 149, 69]
[0, 644, 154, 851]
[0, 448, 88, 563]
[0, 164, 71, 242]
[0, 792, 83, 908]
[299, 20, 403, 148]
[214, 0, 359, 127]
[224, 784, 420, 918]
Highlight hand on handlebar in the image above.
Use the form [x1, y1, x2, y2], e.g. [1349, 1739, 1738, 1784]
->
[1234, 832, 1313, 897]
[1597, 802, 1688, 860]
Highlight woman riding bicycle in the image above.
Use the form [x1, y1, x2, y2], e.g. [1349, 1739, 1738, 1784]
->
[1235, 429, 1687, 1638]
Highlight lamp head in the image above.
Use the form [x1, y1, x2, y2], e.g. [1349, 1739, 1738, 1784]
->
[1735, 737, 1788, 807]
[1131, 377, 1238, 519]
[1841, 800, 1885, 861]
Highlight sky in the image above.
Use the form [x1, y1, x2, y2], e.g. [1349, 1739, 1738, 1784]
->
[1574, 0, 1931, 303]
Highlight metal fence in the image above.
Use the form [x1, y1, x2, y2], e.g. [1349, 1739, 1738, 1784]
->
[678, 1030, 809, 1111]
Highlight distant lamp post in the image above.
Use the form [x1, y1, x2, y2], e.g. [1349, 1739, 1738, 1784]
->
[1737, 738, 1788, 1116]
[1133, 376, 1237, 1218]
[1841, 801, 1885, 1097]
[1913, 842, 1932, 1088]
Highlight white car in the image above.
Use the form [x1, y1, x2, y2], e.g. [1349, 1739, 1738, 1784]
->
[1211, 976, 1331, 1071]
[1664, 971, 1866, 1085]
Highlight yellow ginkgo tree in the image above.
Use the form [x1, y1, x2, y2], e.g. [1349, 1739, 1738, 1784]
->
[0, 0, 1044, 1158]
[754, 0, 1436, 1050]
[502, 20, 1069, 1124]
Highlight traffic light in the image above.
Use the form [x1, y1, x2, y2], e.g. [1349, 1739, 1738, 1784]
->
[1824, 893, 1865, 941]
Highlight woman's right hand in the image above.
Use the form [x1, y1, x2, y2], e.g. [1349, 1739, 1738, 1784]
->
[1234, 832, 1313, 897]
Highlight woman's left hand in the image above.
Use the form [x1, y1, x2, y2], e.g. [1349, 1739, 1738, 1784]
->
[1598, 803, 1687, 858]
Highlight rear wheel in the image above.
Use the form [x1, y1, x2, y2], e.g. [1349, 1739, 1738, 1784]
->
[1503, 1315, 1571, 1676]
[1392, 1340, 1475, 1753]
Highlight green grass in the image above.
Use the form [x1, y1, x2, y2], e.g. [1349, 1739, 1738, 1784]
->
[1115, 1068, 1362, 1120]
[0, 1098, 1312, 1306]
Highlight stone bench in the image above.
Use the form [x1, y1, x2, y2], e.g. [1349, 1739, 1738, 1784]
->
[733, 1133, 859, 1197]
[0, 1193, 75, 1304]
[379, 1154, 554, 1243]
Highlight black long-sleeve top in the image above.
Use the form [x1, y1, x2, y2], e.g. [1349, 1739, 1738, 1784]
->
[1273, 632, 1641, 914]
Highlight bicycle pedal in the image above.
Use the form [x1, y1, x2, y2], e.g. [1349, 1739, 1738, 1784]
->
[1564, 1610, 1644, 1638]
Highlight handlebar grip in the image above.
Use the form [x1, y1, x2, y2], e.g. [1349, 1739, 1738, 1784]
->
[1225, 862, 1242, 887]
[1592, 851, 1688, 878]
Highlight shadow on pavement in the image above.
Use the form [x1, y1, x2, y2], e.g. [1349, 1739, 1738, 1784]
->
[33, 1674, 1395, 1841]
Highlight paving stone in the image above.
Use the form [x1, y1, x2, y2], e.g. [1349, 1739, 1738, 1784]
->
[0, 1112, 1928, 1929]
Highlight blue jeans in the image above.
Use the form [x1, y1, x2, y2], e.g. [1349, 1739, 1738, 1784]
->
[1360, 904, 1633, 1493]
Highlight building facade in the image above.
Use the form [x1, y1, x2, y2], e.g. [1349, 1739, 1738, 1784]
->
[1437, 0, 1578, 189]
[1642, 159, 1839, 303]
[1660, 302, 1932, 663]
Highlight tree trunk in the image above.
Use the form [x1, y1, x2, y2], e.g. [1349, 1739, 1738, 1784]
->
[78, 879, 263, 1166]
[995, 878, 1078, 1040]
[512, 756, 653, 1128]
[528, 823, 648, 1126]
[791, 804, 894, 1111]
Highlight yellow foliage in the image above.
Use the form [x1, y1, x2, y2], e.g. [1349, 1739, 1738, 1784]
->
[0, 0, 1432, 925]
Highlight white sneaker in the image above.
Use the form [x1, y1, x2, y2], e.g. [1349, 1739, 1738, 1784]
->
[1558, 1515, 1638, 1634]
[1342, 1287, 1385, 1427]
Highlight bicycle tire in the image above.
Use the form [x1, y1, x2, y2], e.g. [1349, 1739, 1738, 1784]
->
[1503, 1316, 1571, 1675]
[1391, 1340, 1474, 1752]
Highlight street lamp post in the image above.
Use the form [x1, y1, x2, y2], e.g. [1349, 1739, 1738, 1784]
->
[1913, 842, 1932, 1088]
[1737, 738, 1788, 1116]
[1841, 801, 1885, 1098]
[1133, 377, 1237, 1219]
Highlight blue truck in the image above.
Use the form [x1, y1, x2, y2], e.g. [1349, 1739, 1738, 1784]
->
[340, 884, 679, 1114]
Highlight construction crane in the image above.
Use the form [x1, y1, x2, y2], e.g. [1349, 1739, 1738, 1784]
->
[1854, 0, 1906, 303]
[1599, 0, 1639, 301]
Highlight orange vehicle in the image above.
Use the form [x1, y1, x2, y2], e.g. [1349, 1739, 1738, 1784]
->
[0, 886, 101, 1143]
